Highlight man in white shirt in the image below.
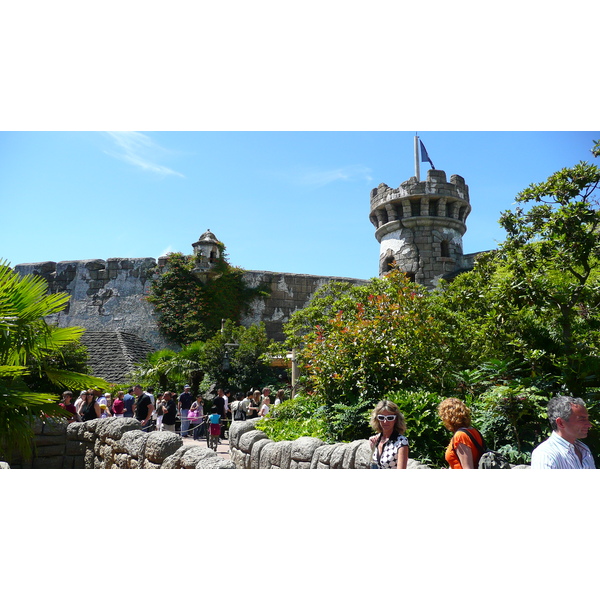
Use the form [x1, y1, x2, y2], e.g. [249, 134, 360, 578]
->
[531, 395, 595, 469]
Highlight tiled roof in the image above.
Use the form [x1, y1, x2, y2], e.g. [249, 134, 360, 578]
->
[80, 331, 157, 384]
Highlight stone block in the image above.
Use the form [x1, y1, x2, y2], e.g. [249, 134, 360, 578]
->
[311, 444, 336, 468]
[238, 429, 268, 454]
[114, 453, 130, 469]
[291, 437, 325, 463]
[160, 447, 189, 469]
[144, 432, 182, 463]
[34, 434, 67, 447]
[142, 460, 162, 469]
[329, 444, 348, 469]
[34, 444, 65, 458]
[120, 430, 148, 459]
[67, 422, 87, 441]
[342, 440, 365, 469]
[262, 440, 292, 469]
[228, 419, 258, 449]
[180, 447, 215, 469]
[196, 457, 236, 469]
[354, 440, 372, 469]
[41, 419, 68, 436]
[229, 447, 246, 469]
[32, 455, 64, 469]
[251, 438, 273, 469]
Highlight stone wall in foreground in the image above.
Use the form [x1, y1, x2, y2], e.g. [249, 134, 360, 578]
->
[227, 419, 432, 469]
[5, 418, 235, 469]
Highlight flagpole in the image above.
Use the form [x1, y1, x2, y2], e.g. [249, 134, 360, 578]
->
[414, 133, 420, 182]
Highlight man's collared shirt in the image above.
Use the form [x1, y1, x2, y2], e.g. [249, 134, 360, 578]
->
[531, 431, 595, 469]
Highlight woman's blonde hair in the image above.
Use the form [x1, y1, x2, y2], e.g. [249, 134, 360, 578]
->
[369, 400, 406, 436]
[437, 397, 471, 432]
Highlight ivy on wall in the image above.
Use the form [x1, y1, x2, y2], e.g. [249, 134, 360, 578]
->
[146, 251, 269, 346]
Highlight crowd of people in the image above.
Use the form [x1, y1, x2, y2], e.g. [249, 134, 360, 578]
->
[58, 384, 286, 451]
[369, 394, 595, 469]
[58, 386, 594, 469]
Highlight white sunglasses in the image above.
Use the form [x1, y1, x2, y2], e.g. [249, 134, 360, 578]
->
[377, 414, 397, 422]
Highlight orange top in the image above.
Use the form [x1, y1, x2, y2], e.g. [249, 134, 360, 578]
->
[444, 428, 484, 469]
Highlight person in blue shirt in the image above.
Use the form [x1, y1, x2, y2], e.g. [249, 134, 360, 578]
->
[207, 406, 221, 451]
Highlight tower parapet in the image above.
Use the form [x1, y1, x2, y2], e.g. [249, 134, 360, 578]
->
[369, 169, 471, 288]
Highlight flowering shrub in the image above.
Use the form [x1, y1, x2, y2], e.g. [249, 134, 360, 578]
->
[295, 273, 452, 441]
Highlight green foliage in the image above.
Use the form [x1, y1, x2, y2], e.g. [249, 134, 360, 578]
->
[0, 261, 109, 460]
[199, 320, 279, 392]
[146, 252, 268, 346]
[288, 272, 453, 441]
[23, 341, 91, 394]
[255, 394, 327, 442]
[383, 389, 448, 467]
[496, 159, 600, 395]
[471, 385, 548, 462]
[129, 320, 280, 395]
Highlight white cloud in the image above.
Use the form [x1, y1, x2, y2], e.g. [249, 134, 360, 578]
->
[160, 245, 177, 256]
[276, 164, 373, 187]
[104, 132, 184, 178]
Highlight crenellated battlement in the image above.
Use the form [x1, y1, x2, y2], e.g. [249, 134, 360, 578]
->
[369, 169, 470, 231]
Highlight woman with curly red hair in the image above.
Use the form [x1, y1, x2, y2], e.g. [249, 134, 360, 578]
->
[438, 397, 484, 469]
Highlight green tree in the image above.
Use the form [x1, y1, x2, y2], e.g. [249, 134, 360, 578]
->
[497, 157, 600, 395]
[146, 251, 268, 346]
[198, 320, 278, 393]
[0, 262, 108, 460]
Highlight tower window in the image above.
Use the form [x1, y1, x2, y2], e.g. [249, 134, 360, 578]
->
[446, 202, 455, 218]
[411, 200, 421, 217]
[429, 200, 439, 216]
[441, 240, 450, 258]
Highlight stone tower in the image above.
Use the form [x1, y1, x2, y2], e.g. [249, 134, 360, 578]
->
[369, 169, 471, 288]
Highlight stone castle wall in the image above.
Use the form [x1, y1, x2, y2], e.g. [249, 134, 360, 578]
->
[14, 259, 369, 348]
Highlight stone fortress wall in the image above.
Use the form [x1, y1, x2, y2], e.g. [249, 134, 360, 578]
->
[13, 258, 369, 349]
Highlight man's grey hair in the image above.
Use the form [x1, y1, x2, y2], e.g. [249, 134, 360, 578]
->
[547, 395, 586, 431]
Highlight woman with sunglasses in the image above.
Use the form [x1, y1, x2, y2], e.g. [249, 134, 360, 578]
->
[78, 389, 101, 421]
[369, 400, 409, 469]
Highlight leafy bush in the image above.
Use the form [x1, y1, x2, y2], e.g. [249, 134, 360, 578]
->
[470, 385, 548, 463]
[255, 395, 327, 442]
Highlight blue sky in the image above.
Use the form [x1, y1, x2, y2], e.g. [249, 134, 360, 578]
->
[1, 131, 598, 280]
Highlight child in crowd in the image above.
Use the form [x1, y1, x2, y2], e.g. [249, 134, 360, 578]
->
[208, 406, 221, 451]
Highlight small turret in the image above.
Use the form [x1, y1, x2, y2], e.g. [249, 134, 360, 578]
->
[192, 229, 222, 277]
